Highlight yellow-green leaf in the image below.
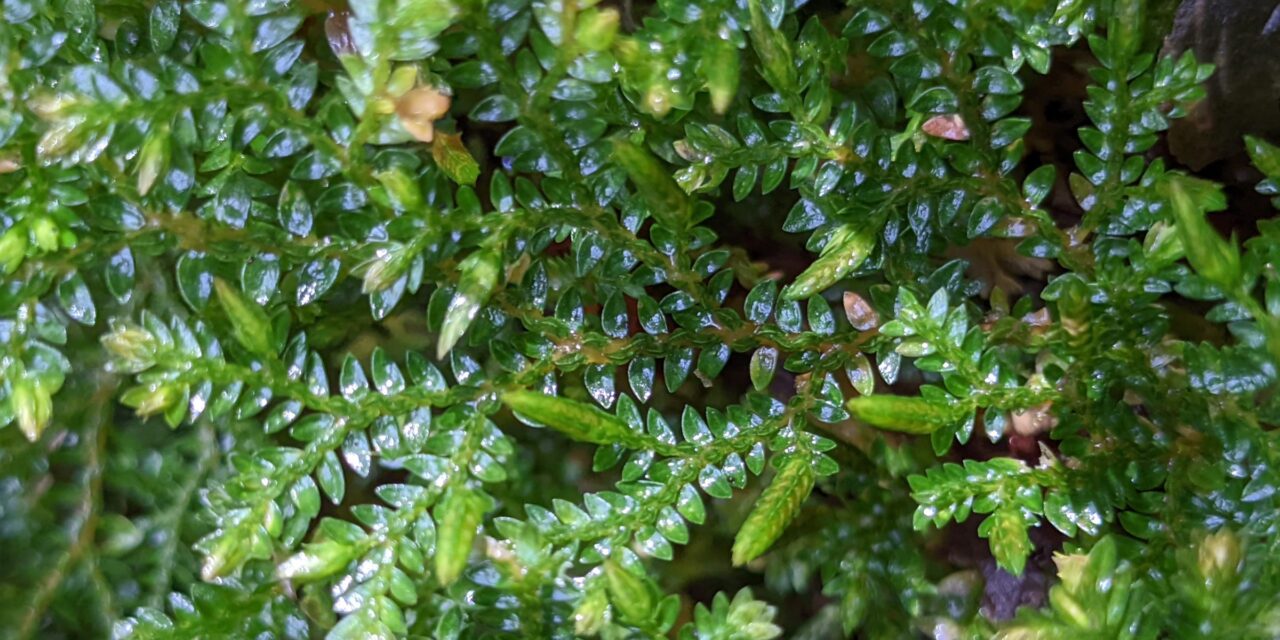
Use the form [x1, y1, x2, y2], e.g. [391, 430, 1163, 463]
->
[434, 487, 489, 585]
[136, 125, 170, 196]
[747, 0, 796, 95]
[731, 455, 814, 566]
[277, 540, 355, 582]
[603, 559, 655, 624]
[214, 278, 275, 358]
[612, 139, 692, 230]
[572, 587, 608, 636]
[981, 507, 1032, 576]
[360, 243, 416, 294]
[575, 8, 620, 51]
[373, 167, 424, 211]
[704, 39, 740, 114]
[1160, 175, 1239, 291]
[846, 395, 954, 434]
[783, 220, 880, 300]
[502, 390, 662, 450]
[0, 227, 28, 275]
[432, 132, 480, 187]
[200, 531, 253, 582]
[12, 377, 52, 442]
[1245, 135, 1280, 178]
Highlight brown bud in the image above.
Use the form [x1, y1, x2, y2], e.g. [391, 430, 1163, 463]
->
[1022, 307, 1051, 328]
[842, 291, 880, 330]
[396, 87, 451, 143]
[1011, 401, 1057, 437]
[922, 114, 969, 141]
[0, 154, 21, 174]
[997, 216, 1036, 238]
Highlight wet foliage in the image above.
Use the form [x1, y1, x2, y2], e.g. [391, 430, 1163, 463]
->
[2, 0, 1280, 637]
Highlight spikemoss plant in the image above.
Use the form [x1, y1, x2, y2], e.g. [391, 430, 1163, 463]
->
[3, 0, 1280, 637]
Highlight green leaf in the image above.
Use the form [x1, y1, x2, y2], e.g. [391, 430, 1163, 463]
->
[1023, 165, 1056, 205]
[975, 66, 1023, 95]
[979, 508, 1033, 576]
[277, 540, 355, 582]
[470, 95, 519, 122]
[214, 278, 275, 358]
[747, 0, 796, 96]
[278, 181, 314, 236]
[628, 357, 655, 402]
[844, 8, 891, 35]
[149, 0, 180, 53]
[664, 347, 694, 393]
[731, 455, 814, 566]
[750, 347, 778, 391]
[677, 484, 706, 524]
[199, 530, 254, 582]
[12, 378, 53, 442]
[601, 292, 629, 338]
[699, 465, 733, 499]
[103, 248, 136, 303]
[806, 296, 835, 335]
[604, 560, 655, 624]
[438, 247, 502, 358]
[434, 487, 489, 586]
[909, 86, 959, 114]
[680, 588, 782, 640]
[1246, 135, 1280, 178]
[176, 252, 214, 310]
[573, 588, 609, 636]
[966, 197, 1004, 238]
[57, 272, 95, 325]
[745, 280, 778, 323]
[575, 7, 619, 51]
[329, 612, 395, 640]
[1161, 175, 1240, 291]
[782, 220, 880, 300]
[613, 139, 692, 231]
[373, 167, 424, 212]
[296, 259, 340, 306]
[704, 38, 740, 114]
[0, 227, 26, 275]
[242, 257, 281, 305]
[696, 344, 730, 380]
[845, 354, 875, 396]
